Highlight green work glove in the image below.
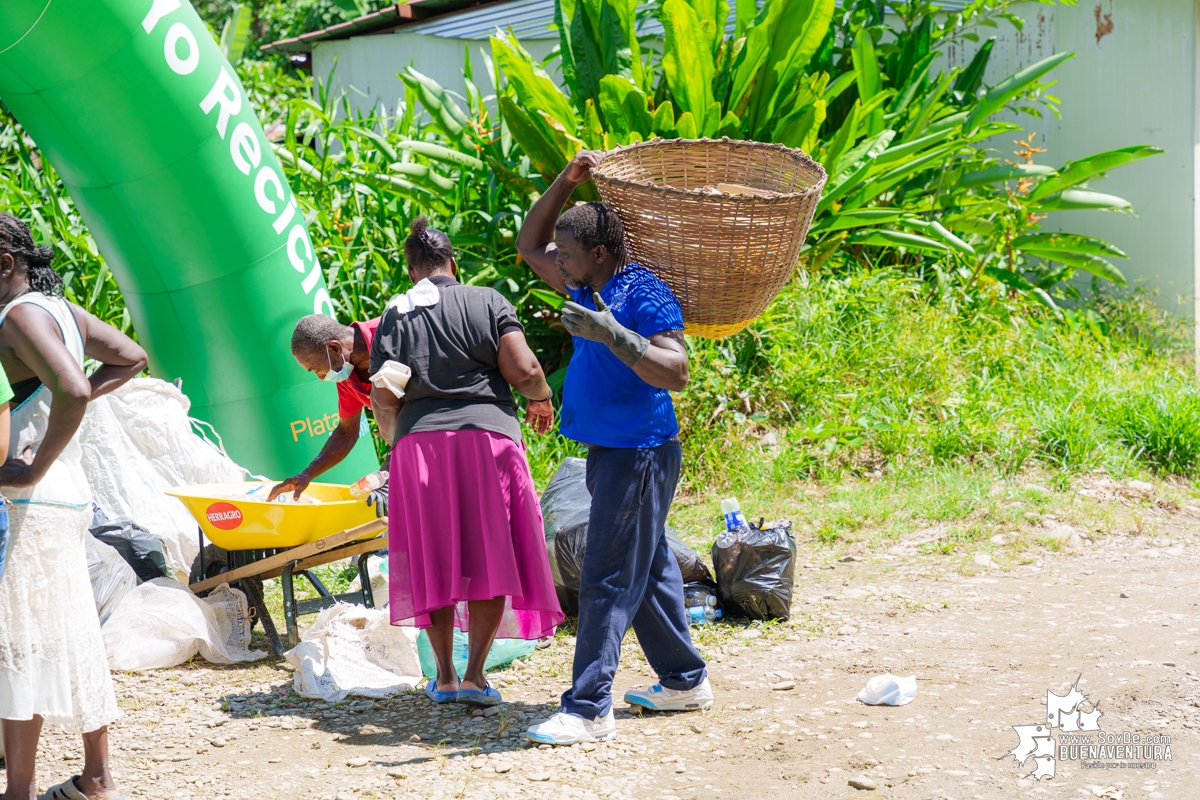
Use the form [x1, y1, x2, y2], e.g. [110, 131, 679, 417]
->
[561, 292, 650, 368]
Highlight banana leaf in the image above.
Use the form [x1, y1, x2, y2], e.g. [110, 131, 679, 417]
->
[952, 37, 995, 102]
[1013, 233, 1127, 258]
[964, 52, 1074, 132]
[660, 0, 716, 132]
[399, 68, 474, 150]
[820, 100, 860, 174]
[823, 69, 859, 105]
[809, 208, 905, 233]
[652, 102, 677, 137]
[1033, 189, 1134, 213]
[676, 111, 699, 139]
[582, 99, 606, 149]
[599, 75, 653, 141]
[756, 0, 835, 137]
[734, 0, 757, 37]
[848, 229, 950, 253]
[492, 32, 578, 132]
[775, 101, 825, 150]
[1019, 249, 1127, 285]
[852, 30, 884, 136]
[1027, 145, 1164, 202]
[842, 141, 963, 211]
[901, 219, 975, 256]
[958, 163, 1056, 189]
[393, 141, 484, 171]
[872, 128, 957, 169]
[717, 110, 743, 139]
[686, 0, 730, 59]
[386, 161, 456, 193]
[497, 95, 572, 180]
[558, 0, 643, 113]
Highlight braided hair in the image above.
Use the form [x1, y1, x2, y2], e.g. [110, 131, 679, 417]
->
[0, 213, 63, 297]
[403, 216, 454, 275]
[555, 202, 628, 264]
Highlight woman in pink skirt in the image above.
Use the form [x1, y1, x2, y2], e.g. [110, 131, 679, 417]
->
[369, 217, 563, 706]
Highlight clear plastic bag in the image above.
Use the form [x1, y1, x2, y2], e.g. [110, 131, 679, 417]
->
[712, 519, 797, 620]
[85, 534, 139, 625]
[415, 629, 536, 679]
[859, 674, 917, 706]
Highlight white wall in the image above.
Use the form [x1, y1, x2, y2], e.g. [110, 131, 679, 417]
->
[943, 0, 1197, 319]
[314, 5, 1199, 326]
[312, 33, 558, 121]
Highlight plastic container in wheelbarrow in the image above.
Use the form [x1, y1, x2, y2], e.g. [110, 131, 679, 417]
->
[165, 481, 379, 550]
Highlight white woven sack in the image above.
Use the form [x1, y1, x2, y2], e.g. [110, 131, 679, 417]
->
[102, 579, 265, 671]
[285, 604, 421, 702]
[78, 378, 244, 580]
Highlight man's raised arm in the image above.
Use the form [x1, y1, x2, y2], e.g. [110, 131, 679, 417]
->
[516, 151, 604, 296]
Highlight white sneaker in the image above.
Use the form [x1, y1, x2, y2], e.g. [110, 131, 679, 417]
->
[624, 677, 713, 712]
[525, 710, 616, 745]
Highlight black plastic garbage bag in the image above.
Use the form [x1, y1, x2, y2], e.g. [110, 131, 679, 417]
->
[90, 505, 171, 582]
[541, 458, 714, 613]
[712, 519, 797, 621]
[85, 534, 139, 625]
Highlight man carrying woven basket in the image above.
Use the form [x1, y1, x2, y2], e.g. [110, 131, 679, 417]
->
[517, 151, 711, 745]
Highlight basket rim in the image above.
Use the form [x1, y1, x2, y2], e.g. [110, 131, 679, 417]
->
[592, 137, 828, 203]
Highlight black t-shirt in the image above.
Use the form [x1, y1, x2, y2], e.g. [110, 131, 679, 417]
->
[370, 274, 525, 444]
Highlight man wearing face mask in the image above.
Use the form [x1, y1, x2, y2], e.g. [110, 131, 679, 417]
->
[269, 314, 383, 508]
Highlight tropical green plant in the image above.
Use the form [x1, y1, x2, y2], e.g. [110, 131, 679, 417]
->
[401, 0, 1158, 314]
[0, 119, 130, 332]
[262, 58, 572, 384]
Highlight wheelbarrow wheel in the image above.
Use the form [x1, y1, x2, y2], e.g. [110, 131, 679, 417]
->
[188, 545, 265, 627]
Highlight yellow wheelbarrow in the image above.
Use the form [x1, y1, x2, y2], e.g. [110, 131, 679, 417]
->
[167, 481, 387, 654]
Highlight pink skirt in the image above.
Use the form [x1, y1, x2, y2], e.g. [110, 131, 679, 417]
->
[387, 429, 563, 639]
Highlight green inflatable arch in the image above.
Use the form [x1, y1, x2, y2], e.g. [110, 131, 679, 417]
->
[0, 0, 378, 481]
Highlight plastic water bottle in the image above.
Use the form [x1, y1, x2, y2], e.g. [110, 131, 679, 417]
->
[687, 597, 721, 626]
[349, 470, 389, 498]
[721, 497, 748, 531]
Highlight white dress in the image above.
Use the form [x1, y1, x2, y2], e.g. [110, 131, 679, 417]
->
[0, 293, 118, 732]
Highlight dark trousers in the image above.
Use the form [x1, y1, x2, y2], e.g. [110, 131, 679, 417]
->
[560, 441, 707, 719]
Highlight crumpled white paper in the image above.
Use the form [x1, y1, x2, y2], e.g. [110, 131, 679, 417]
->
[387, 277, 440, 314]
[285, 604, 422, 702]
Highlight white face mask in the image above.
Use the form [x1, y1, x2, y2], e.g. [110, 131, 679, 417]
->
[323, 348, 353, 383]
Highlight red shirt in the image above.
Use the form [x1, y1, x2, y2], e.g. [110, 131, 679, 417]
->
[336, 318, 380, 420]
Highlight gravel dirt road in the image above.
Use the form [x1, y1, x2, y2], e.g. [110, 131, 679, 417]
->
[17, 507, 1200, 800]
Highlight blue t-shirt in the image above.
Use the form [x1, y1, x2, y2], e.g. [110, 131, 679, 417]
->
[560, 264, 684, 449]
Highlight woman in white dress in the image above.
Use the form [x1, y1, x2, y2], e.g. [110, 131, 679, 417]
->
[0, 214, 146, 800]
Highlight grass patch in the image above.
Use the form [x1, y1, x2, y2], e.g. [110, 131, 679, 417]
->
[521, 271, 1194, 523]
[1112, 389, 1200, 477]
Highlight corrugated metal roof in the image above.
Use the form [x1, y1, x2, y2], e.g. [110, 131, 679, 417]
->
[384, 0, 972, 41]
[402, 0, 557, 39]
[264, 0, 975, 52]
[260, 0, 504, 53]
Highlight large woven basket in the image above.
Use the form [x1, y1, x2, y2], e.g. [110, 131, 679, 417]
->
[592, 138, 827, 338]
